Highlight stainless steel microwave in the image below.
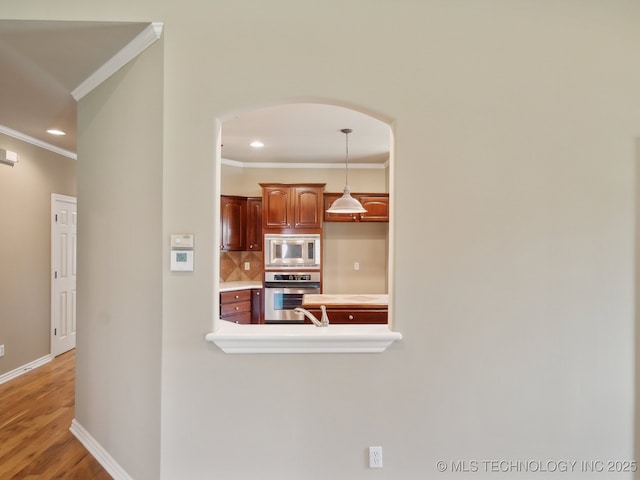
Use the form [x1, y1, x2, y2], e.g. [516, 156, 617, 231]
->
[264, 234, 320, 269]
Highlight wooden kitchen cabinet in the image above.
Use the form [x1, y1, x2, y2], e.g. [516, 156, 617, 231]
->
[251, 288, 264, 324]
[220, 195, 262, 251]
[324, 192, 389, 222]
[220, 289, 252, 324]
[307, 308, 387, 324]
[220, 288, 263, 324]
[262, 185, 290, 230]
[292, 185, 324, 230]
[261, 183, 325, 233]
[359, 195, 390, 222]
[220, 195, 246, 251]
[302, 293, 388, 324]
[246, 197, 262, 251]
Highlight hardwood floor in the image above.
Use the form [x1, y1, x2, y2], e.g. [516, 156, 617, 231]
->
[0, 350, 112, 479]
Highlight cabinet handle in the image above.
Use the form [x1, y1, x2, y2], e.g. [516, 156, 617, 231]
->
[234, 295, 239, 299]
[235, 320, 239, 324]
[235, 306, 240, 311]
[256, 291, 260, 296]
[348, 314, 354, 320]
[249, 245, 253, 249]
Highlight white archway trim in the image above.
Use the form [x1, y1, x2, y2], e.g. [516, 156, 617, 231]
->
[212, 100, 401, 354]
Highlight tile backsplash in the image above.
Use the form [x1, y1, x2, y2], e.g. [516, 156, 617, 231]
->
[220, 251, 263, 282]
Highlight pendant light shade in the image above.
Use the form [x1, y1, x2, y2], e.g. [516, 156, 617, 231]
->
[326, 128, 367, 214]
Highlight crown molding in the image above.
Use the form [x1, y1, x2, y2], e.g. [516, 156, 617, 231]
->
[71, 22, 164, 101]
[0, 124, 77, 159]
[221, 158, 387, 169]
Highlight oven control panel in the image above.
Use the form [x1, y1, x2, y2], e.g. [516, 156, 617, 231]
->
[264, 272, 321, 283]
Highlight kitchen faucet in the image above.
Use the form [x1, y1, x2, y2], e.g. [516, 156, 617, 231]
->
[294, 305, 330, 327]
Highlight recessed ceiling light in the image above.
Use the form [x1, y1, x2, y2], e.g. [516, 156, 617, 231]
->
[249, 141, 264, 148]
[47, 129, 66, 136]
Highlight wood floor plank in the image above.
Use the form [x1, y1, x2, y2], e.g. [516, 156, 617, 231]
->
[0, 350, 112, 479]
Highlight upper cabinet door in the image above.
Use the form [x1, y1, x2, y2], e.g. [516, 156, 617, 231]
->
[221, 196, 247, 250]
[358, 195, 389, 222]
[262, 186, 291, 230]
[261, 183, 325, 234]
[246, 197, 263, 251]
[292, 186, 323, 230]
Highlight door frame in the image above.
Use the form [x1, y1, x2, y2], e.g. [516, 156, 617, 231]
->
[51, 193, 78, 357]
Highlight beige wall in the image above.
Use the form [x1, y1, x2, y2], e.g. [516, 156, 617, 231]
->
[323, 222, 388, 294]
[220, 163, 388, 196]
[2, 2, 640, 480]
[221, 163, 389, 292]
[0, 133, 76, 375]
[75, 42, 163, 479]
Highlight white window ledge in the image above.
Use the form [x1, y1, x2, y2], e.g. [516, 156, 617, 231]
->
[206, 322, 403, 354]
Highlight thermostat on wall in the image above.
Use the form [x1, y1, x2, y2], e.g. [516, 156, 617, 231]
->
[170, 234, 194, 271]
[170, 234, 194, 249]
[170, 249, 194, 271]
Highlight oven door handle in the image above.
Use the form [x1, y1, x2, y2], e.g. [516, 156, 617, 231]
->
[264, 282, 321, 289]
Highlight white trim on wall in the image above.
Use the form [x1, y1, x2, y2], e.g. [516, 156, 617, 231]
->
[221, 157, 387, 169]
[0, 125, 77, 160]
[0, 22, 164, 161]
[0, 354, 52, 386]
[71, 22, 164, 101]
[70, 419, 133, 480]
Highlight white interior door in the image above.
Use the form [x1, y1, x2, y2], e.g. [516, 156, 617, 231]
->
[51, 194, 77, 357]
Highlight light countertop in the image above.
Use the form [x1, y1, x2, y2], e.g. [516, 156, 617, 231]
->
[219, 281, 262, 292]
[302, 293, 388, 309]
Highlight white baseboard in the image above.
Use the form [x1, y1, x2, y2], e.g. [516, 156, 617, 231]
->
[70, 419, 133, 480]
[0, 354, 52, 385]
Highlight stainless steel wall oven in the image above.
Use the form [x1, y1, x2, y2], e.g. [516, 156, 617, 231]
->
[264, 272, 321, 323]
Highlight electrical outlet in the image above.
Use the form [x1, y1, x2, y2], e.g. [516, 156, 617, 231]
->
[354, 262, 360, 271]
[244, 262, 251, 270]
[369, 446, 383, 468]
[0, 344, 4, 357]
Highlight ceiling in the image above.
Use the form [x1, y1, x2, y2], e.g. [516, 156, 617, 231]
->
[0, 20, 391, 164]
[0, 20, 150, 154]
[222, 103, 390, 165]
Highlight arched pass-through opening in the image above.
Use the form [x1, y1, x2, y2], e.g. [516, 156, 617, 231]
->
[207, 98, 402, 353]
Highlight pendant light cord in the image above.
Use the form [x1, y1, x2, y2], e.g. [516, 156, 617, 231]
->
[345, 130, 349, 185]
[341, 128, 352, 187]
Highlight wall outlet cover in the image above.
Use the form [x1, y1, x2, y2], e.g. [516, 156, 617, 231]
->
[369, 446, 383, 468]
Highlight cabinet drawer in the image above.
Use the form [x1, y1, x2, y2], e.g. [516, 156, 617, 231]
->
[221, 300, 251, 316]
[221, 311, 252, 324]
[220, 290, 252, 304]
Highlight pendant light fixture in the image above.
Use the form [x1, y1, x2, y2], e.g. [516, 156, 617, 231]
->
[326, 128, 367, 214]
